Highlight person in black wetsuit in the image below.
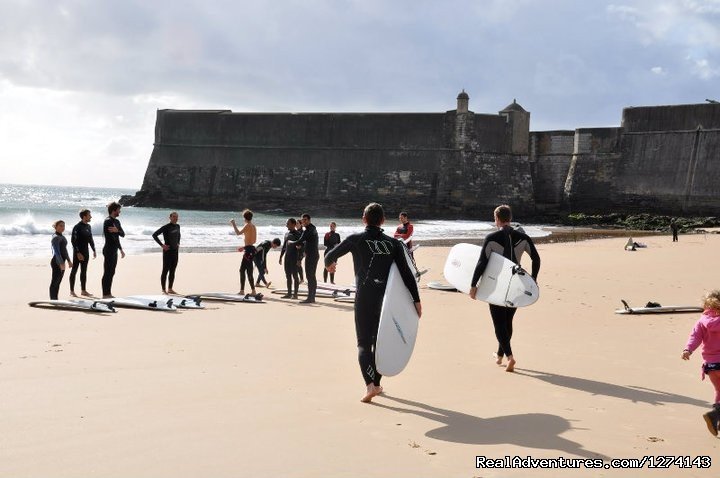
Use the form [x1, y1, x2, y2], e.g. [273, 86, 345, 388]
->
[49, 220, 73, 300]
[152, 211, 181, 294]
[254, 238, 281, 288]
[101, 202, 125, 299]
[288, 213, 319, 304]
[323, 222, 341, 284]
[279, 218, 301, 299]
[325, 203, 421, 403]
[69, 209, 96, 297]
[295, 219, 305, 284]
[469, 204, 540, 373]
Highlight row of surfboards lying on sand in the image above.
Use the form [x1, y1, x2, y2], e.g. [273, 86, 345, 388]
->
[28, 292, 267, 313]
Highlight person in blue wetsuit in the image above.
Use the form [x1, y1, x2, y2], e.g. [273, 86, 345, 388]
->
[50, 220, 73, 300]
[470, 204, 540, 372]
[325, 203, 421, 403]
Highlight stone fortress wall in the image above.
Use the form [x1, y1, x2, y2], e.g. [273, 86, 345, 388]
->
[123, 93, 720, 219]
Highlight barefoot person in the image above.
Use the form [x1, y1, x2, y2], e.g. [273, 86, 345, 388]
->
[101, 202, 125, 299]
[288, 213, 319, 304]
[325, 203, 421, 403]
[469, 204, 540, 372]
[323, 222, 341, 284]
[394, 211, 414, 257]
[69, 209, 96, 297]
[682, 290, 720, 436]
[49, 220, 73, 300]
[231, 209, 257, 296]
[152, 212, 181, 294]
[279, 218, 301, 299]
[254, 238, 282, 288]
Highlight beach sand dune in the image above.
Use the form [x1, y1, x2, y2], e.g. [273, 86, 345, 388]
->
[1, 234, 718, 477]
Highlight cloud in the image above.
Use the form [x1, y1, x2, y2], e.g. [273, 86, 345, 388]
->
[651, 66, 667, 75]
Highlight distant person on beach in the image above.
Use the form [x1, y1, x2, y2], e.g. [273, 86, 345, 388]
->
[671, 220, 679, 242]
[295, 219, 305, 284]
[101, 202, 125, 299]
[69, 209, 96, 297]
[49, 220, 73, 300]
[254, 238, 282, 288]
[469, 204, 540, 372]
[682, 290, 720, 437]
[288, 213, 319, 303]
[394, 212, 414, 257]
[279, 218, 301, 299]
[231, 209, 257, 296]
[323, 222, 341, 284]
[325, 202, 421, 403]
[152, 212, 181, 294]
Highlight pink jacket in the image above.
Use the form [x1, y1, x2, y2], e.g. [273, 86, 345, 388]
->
[685, 309, 720, 364]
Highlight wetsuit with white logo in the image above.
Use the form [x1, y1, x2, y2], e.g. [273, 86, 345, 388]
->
[325, 226, 420, 386]
[471, 225, 540, 359]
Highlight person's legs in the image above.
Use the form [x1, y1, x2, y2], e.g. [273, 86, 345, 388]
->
[161, 250, 171, 292]
[79, 259, 89, 293]
[50, 260, 64, 300]
[355, 297, 383, 402]
[167, 249, 178, 292]
[303, 255, 318, 302]
[489, 304, 517, 371]
[101, 251, 118, 297]
[702, 371, 720, 436]
[69, 256, 80, 295]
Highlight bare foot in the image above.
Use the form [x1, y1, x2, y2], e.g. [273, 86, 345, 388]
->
[360, 384, 383, 403]
[70, 292, 78, 297]
[238, 290, 245, 296]
[493, 352, 503, 365]
[102, 294, 115, 299]
[266, 281, 272, 288]
[167, 289, 177, 295]
[81, 291, 92, 297]
[505, 357, 516, 372]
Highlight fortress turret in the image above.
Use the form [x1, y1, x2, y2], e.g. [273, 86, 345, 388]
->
[500, 99, 530, 155]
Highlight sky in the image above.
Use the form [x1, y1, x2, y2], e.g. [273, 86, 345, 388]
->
[1, 0, 719, 189]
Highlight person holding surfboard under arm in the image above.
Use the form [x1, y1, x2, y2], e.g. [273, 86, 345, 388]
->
[325, 202, 422, 403]
[394, 211, 414, 258]
[469, 204, 540, 372]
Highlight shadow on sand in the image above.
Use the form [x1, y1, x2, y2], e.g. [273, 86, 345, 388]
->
[515, 369, 708, 407]
[372, 395, 605, 459]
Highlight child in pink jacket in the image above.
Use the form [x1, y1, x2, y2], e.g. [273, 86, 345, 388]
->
[682, 290, 720, 437]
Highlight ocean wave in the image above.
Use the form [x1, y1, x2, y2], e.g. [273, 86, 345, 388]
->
[0, 214, 52, 235]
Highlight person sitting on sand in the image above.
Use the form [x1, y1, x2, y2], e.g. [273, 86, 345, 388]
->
[325, 203, 421, 403]
[682, 290, 720, 437]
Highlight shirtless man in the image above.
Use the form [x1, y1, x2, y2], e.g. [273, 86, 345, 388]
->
[230, 209, 257, 296]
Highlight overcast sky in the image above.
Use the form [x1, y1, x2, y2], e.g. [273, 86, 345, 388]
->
[1, 0, 719, 189]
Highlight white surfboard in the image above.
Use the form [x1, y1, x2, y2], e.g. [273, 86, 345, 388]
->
[98, 297, 177, 311]
[129, 295, 204, 309]
[270, 289, 338, 298]
[615, 300, 703, 315]
[427, 281, 457, 291]
[376, 244, 420, 377]
[193, 292, 265, 303]
[28, 299, 116, 313]
[444, 243, 539, 308]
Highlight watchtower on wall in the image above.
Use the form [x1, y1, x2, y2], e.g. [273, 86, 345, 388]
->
[500, 99, 530, 154]
[454, 89, 471, 149]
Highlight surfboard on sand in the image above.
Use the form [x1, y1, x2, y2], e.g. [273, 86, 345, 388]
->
[375, 243, 420, 377]
[98, 296, 177, 311]
[270, 289, 338, 299]
[192, 292, 265, 303]
[615, 299, 703, 315]
[443, 243, 539, 308]
[129, 295, 204, 309]
[28, 299, 116, 313]
[427, 281, 457, 291]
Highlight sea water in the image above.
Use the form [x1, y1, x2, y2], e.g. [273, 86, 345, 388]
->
[0, 183, 550, 258]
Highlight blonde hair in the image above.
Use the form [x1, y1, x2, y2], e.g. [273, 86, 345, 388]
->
[702, 290, 720, 311]
[52, 220, 65, 229]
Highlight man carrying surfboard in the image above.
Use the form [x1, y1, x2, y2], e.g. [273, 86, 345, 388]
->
[394, 211, 414, 257]
[469, 205, 540, 372]
[325, 202, 421, 403]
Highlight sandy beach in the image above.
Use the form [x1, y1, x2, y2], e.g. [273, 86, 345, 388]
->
[1, 232, 719, 477]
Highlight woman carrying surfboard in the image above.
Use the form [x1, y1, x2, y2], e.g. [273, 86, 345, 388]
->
[469, 205, 540, 372]
[325, 203, 421, 403]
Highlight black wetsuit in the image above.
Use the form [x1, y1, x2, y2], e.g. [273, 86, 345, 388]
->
[50, 233, 70, 300]
[471, 226, 540, 359]
[289, 223, 319, 302]
[325, 226, 420, 386]
[323, 230, 341, 283]
[69, 221, 95, 293]
[152, 222, 181, 291]
[254, 240, 272, 286]
[101, 216, 124, 296]
[280, 229, 301, 296]
[240, 245, 257, 292]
